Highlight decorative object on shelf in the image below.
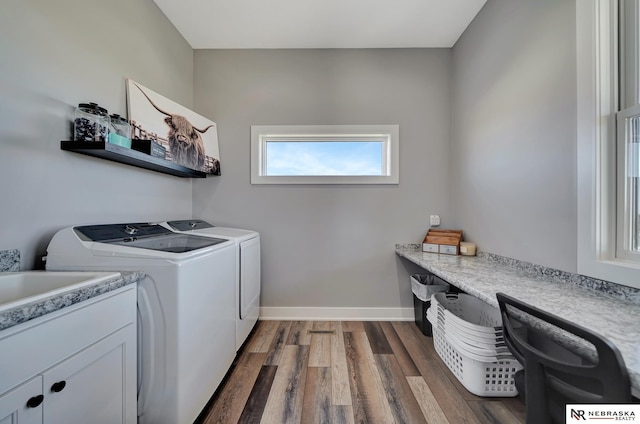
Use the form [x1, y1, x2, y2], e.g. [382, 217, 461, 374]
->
[108, 114, 132, 148]
[74, 102, 109, 142]
[126, 79, 221, 175]
[131, 139, 166, 158]
[422, 229, 463, 255]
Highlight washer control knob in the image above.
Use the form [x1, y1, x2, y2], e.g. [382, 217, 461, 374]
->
[124, 225, 138, 235]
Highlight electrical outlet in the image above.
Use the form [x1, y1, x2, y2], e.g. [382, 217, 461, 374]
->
[430, 215, 440, 226]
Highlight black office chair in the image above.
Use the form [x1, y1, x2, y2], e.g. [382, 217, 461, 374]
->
[496, 292, 631, 424]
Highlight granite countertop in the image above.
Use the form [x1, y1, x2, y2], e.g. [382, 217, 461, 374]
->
[0, 271, 144, 331]
[396, 245, 640, 396]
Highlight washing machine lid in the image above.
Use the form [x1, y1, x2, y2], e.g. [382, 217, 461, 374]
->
[164, 220, 258, 241]
[74, 223, 227, 253]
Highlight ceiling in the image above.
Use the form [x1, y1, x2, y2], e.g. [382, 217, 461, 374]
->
[152, 0, 487, 49]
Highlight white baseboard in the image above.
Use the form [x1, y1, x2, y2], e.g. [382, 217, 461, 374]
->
[259, 307, 414, 321]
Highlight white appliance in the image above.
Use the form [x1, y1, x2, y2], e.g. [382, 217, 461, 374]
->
[162, 220, 260, 350]
[45, 223, 236, 424]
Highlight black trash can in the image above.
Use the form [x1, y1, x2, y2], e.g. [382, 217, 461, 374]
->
[411, 273, 450, 336]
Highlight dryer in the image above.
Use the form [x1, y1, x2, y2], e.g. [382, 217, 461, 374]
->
[45, 223, 236, 424]
[162, 219, 260, 350]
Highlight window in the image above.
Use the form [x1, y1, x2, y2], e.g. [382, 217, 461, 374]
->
[251, 125, 399, 184]
[617, 0, 640, 261]
[617, 105, 640, 259]
[577, 0, 640, 289]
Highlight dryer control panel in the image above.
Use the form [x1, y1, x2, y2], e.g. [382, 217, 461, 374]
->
[166, 220, 214, 232]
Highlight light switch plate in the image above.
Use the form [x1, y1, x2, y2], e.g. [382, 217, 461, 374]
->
[430, 215, 440, 226]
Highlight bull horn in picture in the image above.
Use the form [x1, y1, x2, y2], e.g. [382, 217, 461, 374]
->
[193, 124, 215, 134]
[133, 82, 172, 117]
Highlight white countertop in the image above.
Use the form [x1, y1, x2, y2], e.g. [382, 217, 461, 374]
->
[396, 246, 640, 396]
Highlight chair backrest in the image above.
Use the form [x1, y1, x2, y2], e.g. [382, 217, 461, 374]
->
[496, 292, 631, 424]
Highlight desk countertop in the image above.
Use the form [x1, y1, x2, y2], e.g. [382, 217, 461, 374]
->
[396, 245, 640, 396]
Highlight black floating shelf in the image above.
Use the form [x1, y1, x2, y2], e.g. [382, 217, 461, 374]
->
[61, 141, 207, 178]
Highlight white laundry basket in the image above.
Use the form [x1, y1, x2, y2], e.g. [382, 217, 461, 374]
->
[427, 292, 523, 397]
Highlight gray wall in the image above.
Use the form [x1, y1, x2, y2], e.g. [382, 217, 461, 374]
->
[1, 0, 580, 306]
[450, 0, 577, 272]
[0, 0, 194, 269]
[193, 49, 451, 309]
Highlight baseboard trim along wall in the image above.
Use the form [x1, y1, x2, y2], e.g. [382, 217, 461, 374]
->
[259, 307, 415, 321]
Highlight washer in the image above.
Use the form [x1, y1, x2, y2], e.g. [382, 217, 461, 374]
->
[162, 219, 260, 350]
[45, 223, 236, 424]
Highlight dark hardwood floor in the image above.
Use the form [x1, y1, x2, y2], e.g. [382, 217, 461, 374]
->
[197, 320, 526, 424]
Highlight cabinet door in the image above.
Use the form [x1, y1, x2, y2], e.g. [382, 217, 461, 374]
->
[43, 324, 136, 424]
[0, 377, 43, 424]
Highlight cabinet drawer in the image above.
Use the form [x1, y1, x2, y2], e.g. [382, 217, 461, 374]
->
[0, 286, 136, 395]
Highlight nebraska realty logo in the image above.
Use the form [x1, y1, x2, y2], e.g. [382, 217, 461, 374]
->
[567, 405, 639, 421]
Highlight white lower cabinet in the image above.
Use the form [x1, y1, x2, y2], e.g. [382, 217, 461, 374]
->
[0, 286, 136, 424]
[0, 377, 42, 424]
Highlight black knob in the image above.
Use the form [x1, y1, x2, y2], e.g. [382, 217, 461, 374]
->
[26, 394, 43, 408]
[51, 381, 66, 393]
[124, 225, 138, 235]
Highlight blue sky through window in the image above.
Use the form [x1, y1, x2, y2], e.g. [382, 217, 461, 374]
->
[265, 141, 383, 176]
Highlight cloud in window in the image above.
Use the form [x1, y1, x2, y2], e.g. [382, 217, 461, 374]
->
[265, 141, 383, 176]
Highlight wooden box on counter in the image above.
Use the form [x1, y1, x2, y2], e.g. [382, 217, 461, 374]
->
[422, 229, 463, 255]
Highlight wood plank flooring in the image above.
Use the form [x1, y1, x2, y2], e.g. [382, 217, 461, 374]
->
[196, 320, 525, 424]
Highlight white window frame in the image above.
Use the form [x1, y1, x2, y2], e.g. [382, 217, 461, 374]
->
[250, 125, 399, 185]
[577, 0, 640, 289]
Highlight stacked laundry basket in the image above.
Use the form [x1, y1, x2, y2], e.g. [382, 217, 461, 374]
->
[427, 292, 523, 397]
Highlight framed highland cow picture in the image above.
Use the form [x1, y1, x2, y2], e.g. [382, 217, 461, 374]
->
[126, 79, 221, 175]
